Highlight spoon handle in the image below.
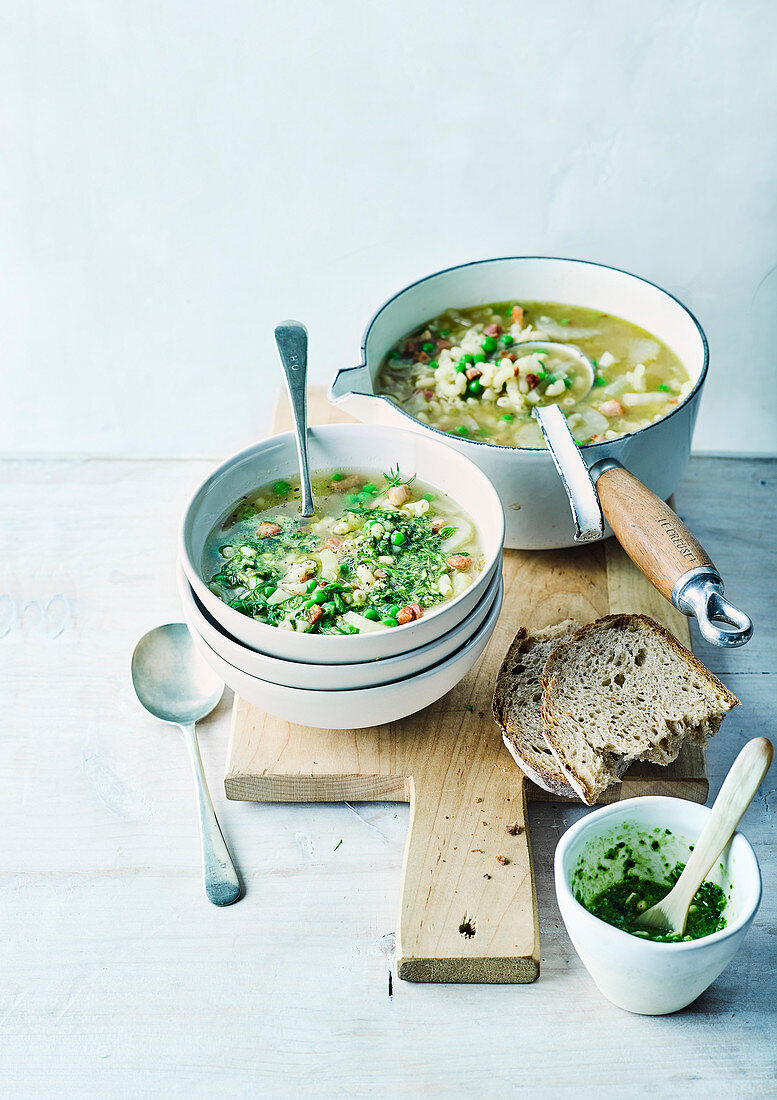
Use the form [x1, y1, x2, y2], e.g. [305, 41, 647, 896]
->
[532, 405, 604, 543]
[180, 722, 241, 906]
[669, 737, 772, 913]
[589, 461, 752, 647]
[275, 320, 315, 517]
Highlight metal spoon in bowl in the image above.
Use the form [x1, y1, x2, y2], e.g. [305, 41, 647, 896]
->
[515, 341, 752, 647]
[131, 623, 241, 906]
[516, 342, 601, 543]
[275, 320, 315, 518]
[636, 736, 772, 935]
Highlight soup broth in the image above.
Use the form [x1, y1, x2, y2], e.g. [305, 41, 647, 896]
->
[203, 468, 485, 635]
[376, 301, 691, 447]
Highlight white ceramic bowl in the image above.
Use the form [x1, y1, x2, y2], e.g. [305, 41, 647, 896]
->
[177, 561, 502, 690]
[179, 423, 504, 663]
[554, 796, 762, 1015]
[186, 575, 503, 729]
[330, 257, 709, 549]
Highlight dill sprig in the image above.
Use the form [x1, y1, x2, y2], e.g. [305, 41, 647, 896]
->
[383, 464, 416, 490]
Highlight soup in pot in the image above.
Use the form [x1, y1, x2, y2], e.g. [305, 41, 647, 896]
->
[203, 468, 485, 635]
[376, 301, 691, 447]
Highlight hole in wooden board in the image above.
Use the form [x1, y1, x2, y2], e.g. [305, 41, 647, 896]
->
[459, 914, 477, 939]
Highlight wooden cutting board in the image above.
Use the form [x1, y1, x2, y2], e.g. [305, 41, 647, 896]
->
[224, 389, 707, 984]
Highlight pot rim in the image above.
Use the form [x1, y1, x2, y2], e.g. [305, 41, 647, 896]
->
[354, 255, 709, 454]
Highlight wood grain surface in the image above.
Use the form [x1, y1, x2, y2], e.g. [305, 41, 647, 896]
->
[225, 390, 709, 983]
[596, 463, 715, 599]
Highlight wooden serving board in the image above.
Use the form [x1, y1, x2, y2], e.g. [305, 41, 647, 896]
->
[224, 390, 707, 984]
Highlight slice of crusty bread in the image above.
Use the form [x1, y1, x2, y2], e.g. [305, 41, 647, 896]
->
[492, 620, 579, 797]
[540, 613, 740, 805]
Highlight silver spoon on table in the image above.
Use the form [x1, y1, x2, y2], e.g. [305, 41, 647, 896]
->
[274, 319, 316, 518]
[131, 623, 241, 906]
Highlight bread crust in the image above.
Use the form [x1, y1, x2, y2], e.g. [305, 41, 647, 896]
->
[493, 620, 578, 798]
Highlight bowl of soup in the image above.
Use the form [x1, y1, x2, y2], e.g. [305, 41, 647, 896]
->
[177, 561, 503, 690]
[329, 257, 709, 549]
[185, 572, 503, 729]
[179, 424, 504, 663]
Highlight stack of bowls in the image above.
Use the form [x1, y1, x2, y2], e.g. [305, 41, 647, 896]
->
[178, 424, 505, 729]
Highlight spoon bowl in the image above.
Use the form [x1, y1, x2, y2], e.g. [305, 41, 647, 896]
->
[518, 340, 596, 408]
[131, 622, 223, 725]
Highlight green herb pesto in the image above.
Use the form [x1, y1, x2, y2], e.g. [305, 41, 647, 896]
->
[202, 467, 484, 635]
[584, 862, 727, 942]
[571, 826, 728, 943]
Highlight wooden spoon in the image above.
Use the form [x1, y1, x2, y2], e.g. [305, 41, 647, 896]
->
[636, 737, 772, 934]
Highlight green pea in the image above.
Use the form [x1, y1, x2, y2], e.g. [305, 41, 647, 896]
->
[331, 472, 344, 481]
[362, 483, 378, 494]
[422, 341, 435, 354]
[341, 624, 359, 634]
[459, 353, 474, 366]
[455, 362, 467, 374]
[391, 530, 406, 546]
[273, 480, 291, 495]
[382, 616, 399, 628]
[473, 352, 486, 363]
[428, 360, 439, 370]
[312, 589, 329, 604]
[362, 608, 379, 621]
[501, 413, 514, 421]
[657, 384, 671, 392]
[501, 334, 514, 346]
[423, 492, 434, 501]
[481, 336, 498, 352]
[440, 329, 450, 337]
[467, 379, 484, 397]
[387, 605, 401, 618]
[262, 583, 276, 597]
[455, 426, 469, 437]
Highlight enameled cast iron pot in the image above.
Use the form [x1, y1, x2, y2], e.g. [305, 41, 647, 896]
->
[330, 257, 752, 647]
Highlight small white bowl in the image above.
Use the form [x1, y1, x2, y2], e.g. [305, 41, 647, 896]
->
[177, 561, 502, 690]
[179, 423, 505, 663]
[186, 576, 503, 729]
[554, 796, 762, 1015]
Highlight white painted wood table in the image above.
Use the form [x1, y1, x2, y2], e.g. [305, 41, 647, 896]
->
[1, 455, 774, 1099]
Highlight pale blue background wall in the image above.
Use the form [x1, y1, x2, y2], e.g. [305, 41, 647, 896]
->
[2, 0, 775, 457]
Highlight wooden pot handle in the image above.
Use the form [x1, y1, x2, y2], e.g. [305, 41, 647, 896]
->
[593, 463, 715, 603]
